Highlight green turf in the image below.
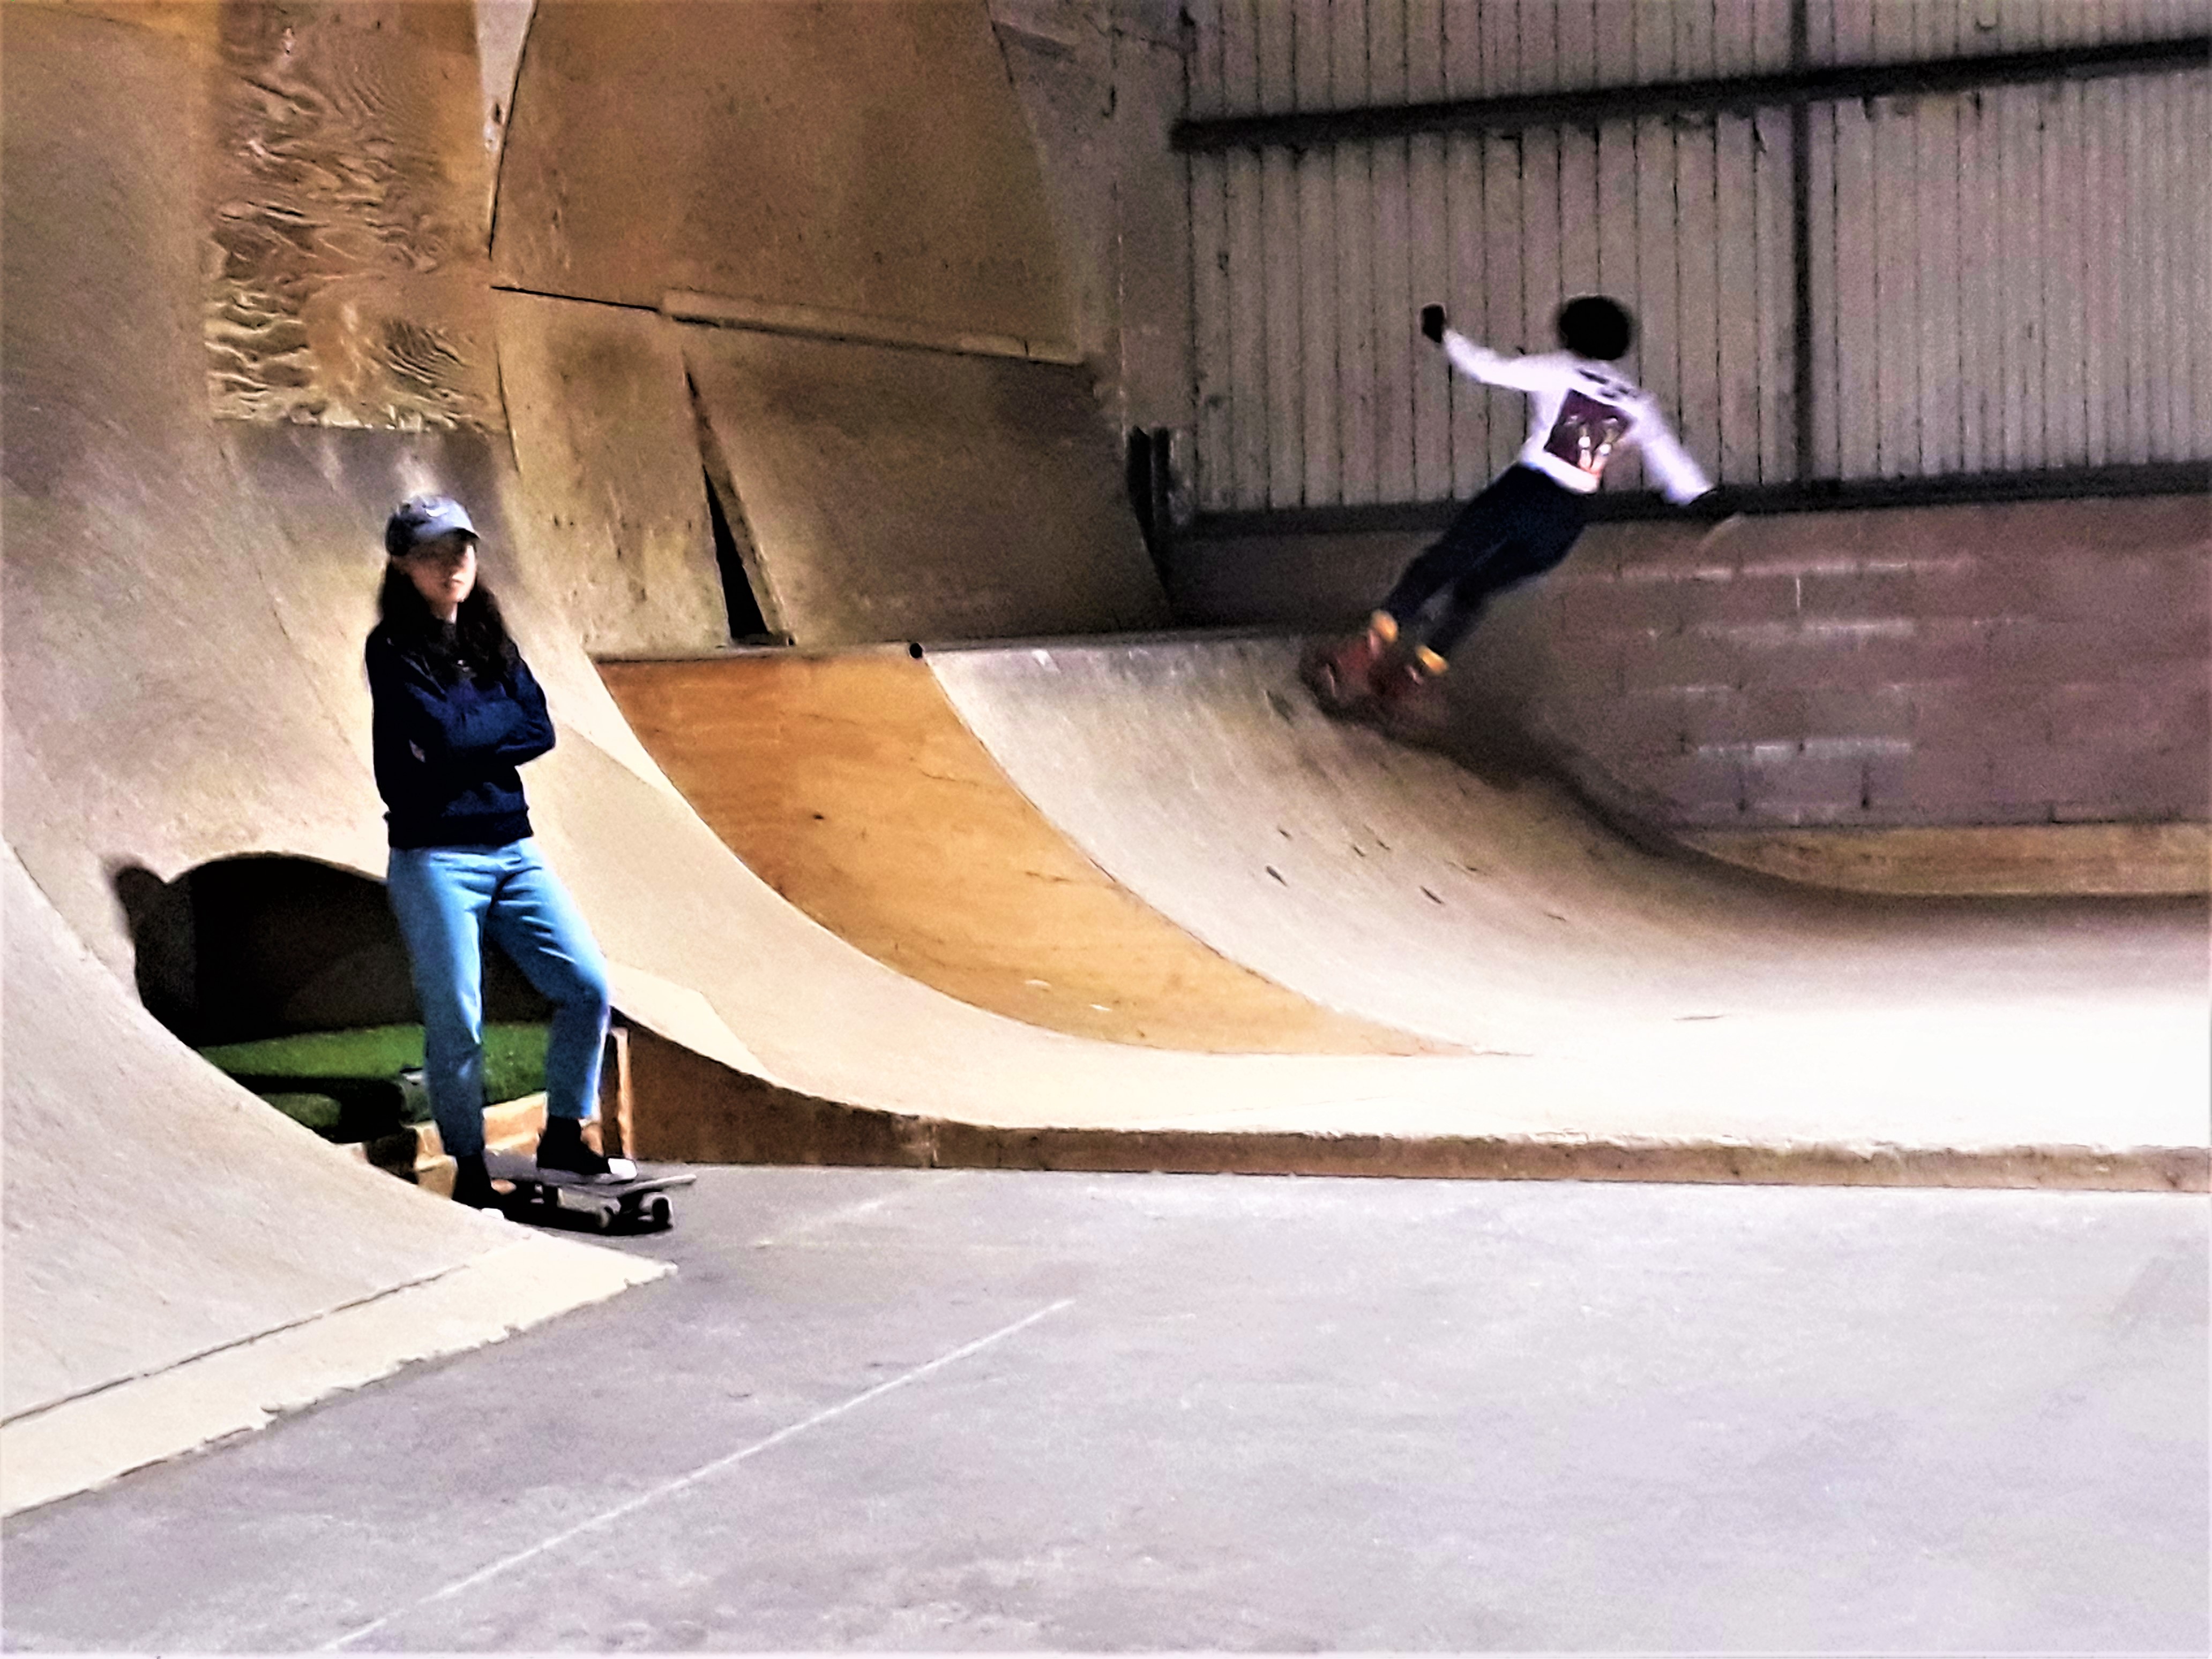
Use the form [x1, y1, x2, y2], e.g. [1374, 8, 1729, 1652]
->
[198, 1023, 548, 1107]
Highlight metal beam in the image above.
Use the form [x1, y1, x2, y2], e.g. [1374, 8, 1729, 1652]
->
[1178, 465, 2211, 542]
[1171, 36, 2210, 153]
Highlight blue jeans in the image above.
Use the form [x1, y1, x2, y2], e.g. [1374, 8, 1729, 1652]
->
[385, 839, 610, 1158]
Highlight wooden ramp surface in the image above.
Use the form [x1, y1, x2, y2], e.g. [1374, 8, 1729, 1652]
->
[599, 653, 1435, 1056]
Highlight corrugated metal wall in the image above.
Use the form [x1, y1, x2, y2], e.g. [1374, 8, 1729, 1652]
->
[1186, 1, 2211, 511]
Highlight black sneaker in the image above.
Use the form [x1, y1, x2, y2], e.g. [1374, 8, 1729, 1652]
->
[536, 1115, 616, 1180]
[451, 1152, 500, 1208]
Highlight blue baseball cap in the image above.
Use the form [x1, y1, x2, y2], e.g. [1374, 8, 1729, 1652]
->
[384, 495, 479, 559]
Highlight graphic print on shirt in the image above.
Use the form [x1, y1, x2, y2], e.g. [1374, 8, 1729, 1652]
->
[1544, 387, 1632, 480]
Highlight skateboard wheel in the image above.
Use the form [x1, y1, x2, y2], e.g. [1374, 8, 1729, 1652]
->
[642, 1193, 672, 1230]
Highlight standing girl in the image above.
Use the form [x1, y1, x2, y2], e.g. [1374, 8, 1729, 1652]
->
[368, 495, 617, 1206]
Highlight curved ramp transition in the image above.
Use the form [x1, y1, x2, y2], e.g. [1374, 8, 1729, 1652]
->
[597, 652, 1437, 1055]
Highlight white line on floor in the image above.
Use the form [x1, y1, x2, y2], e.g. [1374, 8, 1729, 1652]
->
[320, 1296, 1076, 1650]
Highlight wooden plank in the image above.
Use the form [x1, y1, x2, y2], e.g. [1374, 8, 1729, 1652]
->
[1186, 0, 1224, 116]
[1521, 125, 1565, 394]
[1333, 1, 1377, 506]
[1955, 87, 1996, 473]
[1259, 4, 1301, 505]
[1870, 4, 1918, 474]
[1715, 0, 1759, 76]
[1916, 90, 1964, 475]
[1557, 0, 1599, 88]
[1675, 0, 1720, 78]
[1187, 0, 1232, 510]
[2168, 72, 2196, 460]
[1676, 122, 1724, 482]
[1370, 0, 1416, 501]
[2141, 72, 2172, 460]
[2042, 79, 2086, 466]
[1221, 0, 1268, 506]
[1407, 0, 1452, 500]
[1715, 113, 1760, 485]
[1754, 106, 1795, 480]
[1752, 0, 1795, 72]
[2002, 81, 2045, 469]
[1807, 101, 1842, 476]
[1296, 0, 1339, 505]
[1482, 133, 1527, 477]
[1832, 91, 1880, 473]
[1559, 120, 1600, 302]
[1592, 0, 1636, 83]
[2118, 74, 2151, 465]
[1471, 0, 1523, 480]
[1804, 0, 1840, 66]
[1629, 3, 1676, 489]
[1444, 2, 1489, 497]
[2185, 71, 2203, 458]
[1828, 0, 1876, 65]
[1489, 0, 1526, 98]
[1190, 152, 1234, 511]
[2084, 77, 2115, 467]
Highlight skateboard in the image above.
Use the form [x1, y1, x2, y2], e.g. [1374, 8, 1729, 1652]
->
[1299, 634, 1382, 718]
[483, 1150, 696, 1234]
[1299, 635, 1449, 742]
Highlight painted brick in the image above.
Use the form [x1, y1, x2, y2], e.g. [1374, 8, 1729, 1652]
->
[1907, 680, 2051, 748]
[1870, 748, 2001, 816]
[1797, 569, 1920, 621]
[1669, 571, 1803, 628]
[1640, 751, 1746, 817]
[1740, 748, 1870, 813]
[1985, 744, 2200, 811]
[2046, 680, 2210, 749]
[1905, 561, 2027, 621]
[1618, 627, 1746, 693]
[1735, 617, 1990, 692]
[2028, 550, 2209, 625]
[1558, 573, 1673, 639]
[1581, 690, 1698, 757]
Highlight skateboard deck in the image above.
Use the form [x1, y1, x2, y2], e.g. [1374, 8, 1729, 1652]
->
[483, 1150, 696, 1234]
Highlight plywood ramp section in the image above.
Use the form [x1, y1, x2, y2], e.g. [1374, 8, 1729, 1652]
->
[682, 327, 1168, 647]
[928, 637, 2210, 1051]
[597, 653, 1433, 1056]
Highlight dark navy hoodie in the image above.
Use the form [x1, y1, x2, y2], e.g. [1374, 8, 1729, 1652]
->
[365, 622, 554, 849]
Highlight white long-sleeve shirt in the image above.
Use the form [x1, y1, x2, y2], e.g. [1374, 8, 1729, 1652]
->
[1441, 330, 1713, 504]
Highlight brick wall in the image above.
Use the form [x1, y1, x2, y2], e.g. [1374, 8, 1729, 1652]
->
[1164, 495, 2211, 829]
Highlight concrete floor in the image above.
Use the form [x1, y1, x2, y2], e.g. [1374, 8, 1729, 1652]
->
[4, 1167, 2204, 1653]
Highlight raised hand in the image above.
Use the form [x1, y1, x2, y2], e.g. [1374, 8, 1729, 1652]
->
[1419, 303, 1447, 344]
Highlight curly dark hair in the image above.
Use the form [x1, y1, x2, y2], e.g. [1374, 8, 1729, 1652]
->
[375, 563, 520, 686]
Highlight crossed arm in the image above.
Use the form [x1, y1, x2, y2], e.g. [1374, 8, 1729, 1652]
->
[366, 638, 555, 775]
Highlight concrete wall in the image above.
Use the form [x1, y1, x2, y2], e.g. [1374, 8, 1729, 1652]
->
[1168, 494, 2209, 829]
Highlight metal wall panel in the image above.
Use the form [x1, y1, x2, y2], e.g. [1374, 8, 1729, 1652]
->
[1185, 1, 2209, 510]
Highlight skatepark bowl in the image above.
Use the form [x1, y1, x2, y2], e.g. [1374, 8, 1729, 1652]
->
[3, 1, 2207, 1648]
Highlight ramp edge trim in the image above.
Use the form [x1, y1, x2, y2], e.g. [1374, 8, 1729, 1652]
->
[0, 1236, 666, 1518]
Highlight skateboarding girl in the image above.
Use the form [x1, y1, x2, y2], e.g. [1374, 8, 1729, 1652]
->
[1304, 296, 1714, 733]
[368, 495, 617, 1207]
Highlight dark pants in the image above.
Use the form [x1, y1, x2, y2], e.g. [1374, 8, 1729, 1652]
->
[1381, 465, 1588, 659]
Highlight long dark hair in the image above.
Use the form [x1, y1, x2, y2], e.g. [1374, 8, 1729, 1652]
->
[376, 564, 521, 685]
